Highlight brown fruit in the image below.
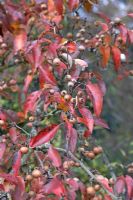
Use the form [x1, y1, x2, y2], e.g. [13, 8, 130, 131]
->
[78, 97, 85, 104]
[97, 146, 103, 154]
[80, 28, 86, 33]
[94, 184, 101, 191]
[128, 168, 133, 174]
[69, 117, 76, 124]
[1, 43, 7, 48]
[93, 197, 99, 200]
[87, 186, 95, 197]
[86, 151, 95, 159]
[49, 89, 55, 95]
[64, 94, 71, 101]
[61, 90, 67, 96]
[93, 147, 100, 155]
[9, 79, 17, 85]
[114, 17, 121, 24]
[70, 98, 76, 104]
[68, 81, 74, 88]
[63, 161, 70, 170]
[44, 165, 49, 171]
[26, 175, 33, 182]
[65, 74, 71, 81]
[53, 58, 61, 66]
[78, 45, 85, 51]
[29, 191, 35, 197]
[109, 178, 115, 185]
[0, 120, 5, 126]
[29, 116, 35, 122]
[32, 169, 42, 178]
[67, 33, 73, 39]
[20, 146, 29, 154]
[77, 91, 83, 97]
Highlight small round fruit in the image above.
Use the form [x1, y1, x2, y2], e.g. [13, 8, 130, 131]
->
[20, 146, 29, 154]
[53, 58, 61, 66]
[94, 184, 101, 191]
[61, 90, 67, 96]
[68, 81, 74, 88]
[97, 146, 103, 154]
[114, 17, 121, 24]
[67, 32, 73, 39]
[76, 32, 81, 38]
[78, 45, 85, 51]
[69, 117, 76, 124]
[80, 28, 85, 33]
[29, 191, 35, 197]
[1, 43, 7, 48]
[93, 147, 100, 155]
[29, 116, 35, 122]
[49, 89, 55, 95]
[78, 147, 85, 152]
[64, 94, 71, 101]
[9, 79, 17, 85]
[78, 98, 84, 104]
[0, 120, 5, 126]
[63, 161, 70, 170]
[65, 74, 71, 81]
[86, 151, 95, 159]
[44, 165, 49, 171]
[32, 169, 42, 178]
[128, 168, 133, 174]
[93, 197, 99, 200]
[109, 178, 115, 185]
[70, 98, 76, 104]
[26, 175, 33, 182]
[86, 186, 95, 197]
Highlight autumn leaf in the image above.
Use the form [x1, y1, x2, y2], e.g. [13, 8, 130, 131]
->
[54, 0, 63, 15]
[13, 30, 27, 52]
[0, 142, 6, 160]
[29, 124, 60, 148]
[99, 45, 110, 68]
[23, 74, 33, 95]
[111, 46, 121, 71]
[42, 176, 66, 197]
[86, 81, 103, 117]
[125, 175, 133, 199]
[23, 90, 42, 116]
[128, 30, 133, 43]
[12, 150, 22, 176]
[78, 107, 94, 134]
[68, 0, 79, 11]
[48, 145, 62, 167]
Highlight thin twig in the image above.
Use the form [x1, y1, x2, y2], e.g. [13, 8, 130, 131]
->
[56, 147, 119, 200]
[34, 151, 44, 169]
[13, 122, 30, 136]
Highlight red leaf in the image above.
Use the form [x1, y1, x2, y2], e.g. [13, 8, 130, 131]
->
[118, 24, 128, 44]
[86, 81, 103, 117]
[9, 127, 19, 143]
[78, 107, 94, 134]
[23, 74, 33, 95]
[65, 41, 77, 54]
[48, 145, 62, 167]
[99, 45, 110, 68]
[38, 65, 57, 88]
[68, 0, 79, 11]
[96, 175, 113, 193]
[13, 30, 27, 52]
[127, 13, 133, 17]
[42, 176, 66, 197]
[95, 12, 111, 23]
[128, 30, 133, 43]
[104, 195, 112, 200]
[94, 117, 109, 129]
[83, 130, 91, 138]
[23, 90, 42, 116]
[29, 124, 60, 148]
[114, 176, 125, 195]
[0, 142, 6, 160]
[54, 0, 63, 15]
[111, 46, 121, 71]
[12, 150, 22, 176]
[125, 175, 133, 199]
[69, 128, 77, 152]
